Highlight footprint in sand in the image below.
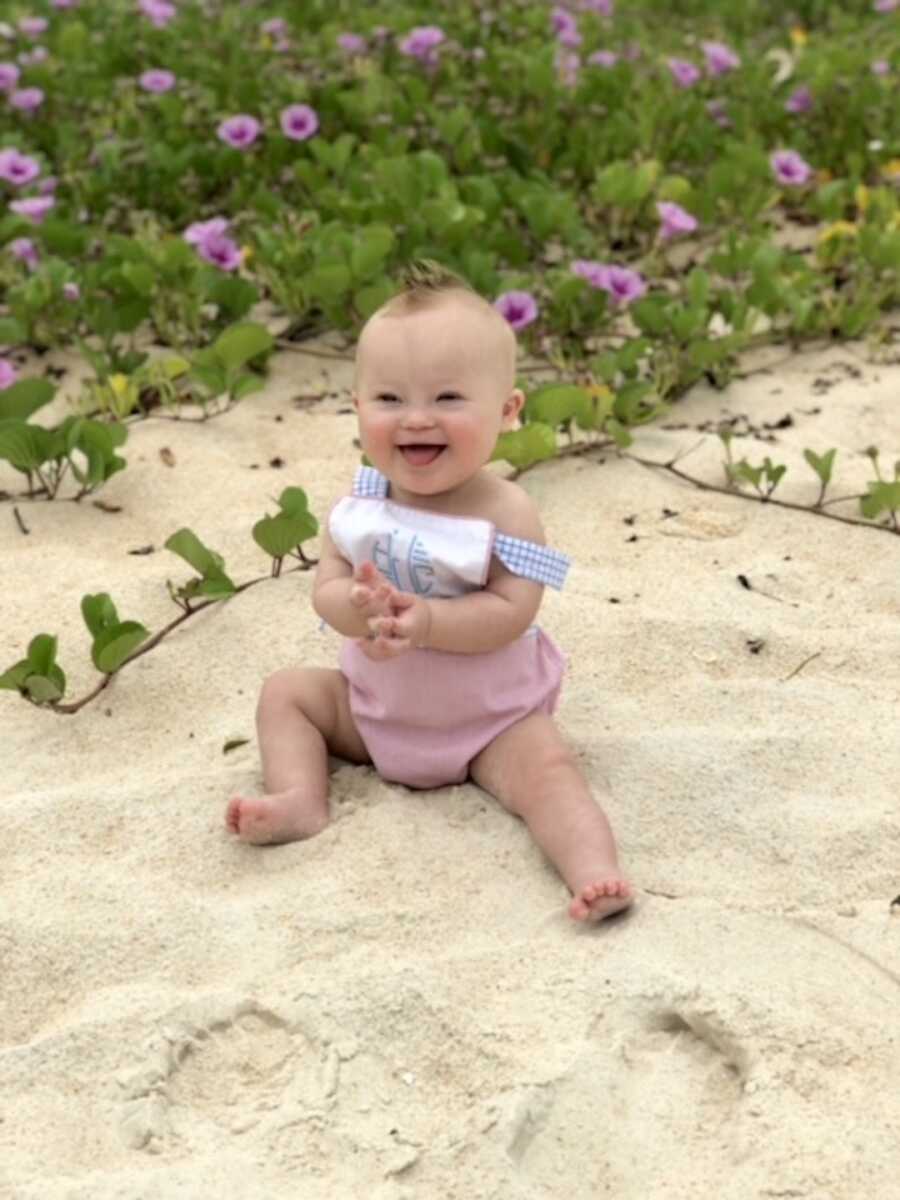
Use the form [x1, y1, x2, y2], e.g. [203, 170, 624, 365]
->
[119, 997, 336, 1153]
[503, 1000, 751, 1198]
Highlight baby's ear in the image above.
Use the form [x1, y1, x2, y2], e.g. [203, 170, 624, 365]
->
[502, 388, 526, 429]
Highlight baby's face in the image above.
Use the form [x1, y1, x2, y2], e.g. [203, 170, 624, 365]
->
[353, 297, 523, 505]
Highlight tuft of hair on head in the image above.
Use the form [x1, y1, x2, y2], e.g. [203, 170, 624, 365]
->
[386, 258, 475, 313]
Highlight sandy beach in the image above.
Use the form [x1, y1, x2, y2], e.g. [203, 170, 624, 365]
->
[3, 335, 900, 1199]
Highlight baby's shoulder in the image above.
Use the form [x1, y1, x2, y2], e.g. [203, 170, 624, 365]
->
[480, 476, 545, 544]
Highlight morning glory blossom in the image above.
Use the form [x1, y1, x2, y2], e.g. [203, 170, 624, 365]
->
[261, 18, 287, 36]
[0, 64, 21, 92]
[572, 261, 647, 305]
[785, 85, 812, 113]
[9, 236, 39, 268]
[701, 40, 741, 75]
[0, 148, 41, 186]
[138, 0, 176, 27]
[19, 47, 48, 66]
[588, 50, 618, 68]
[139, 69, 176, 93]
[337, 33, 367, 54]
[668, 58, 700, 87]
[9, 87, 44, 111]
[495, 291, 539, 331]
[196, 231, 242, 271]
[217, 114, 261, 149]
[63, 281, 80, 300]
[183, 216, 229, 244]
[18, 16, 49, 37]
[551, 7, 581, 46]
[872, 59, 890, 75]
[280, 104, 319, 141]
[52, 0, 79, 8]
[874, 0, 898, 11]
[581, 0, 613, 12]
[707, 98, 731, 128]
[10, 194, 54, 223]
[657, 201, 698, 239]
[770, 149, 813, 186]
[0, 358, 17, 390]
[398, 26, 445, 65]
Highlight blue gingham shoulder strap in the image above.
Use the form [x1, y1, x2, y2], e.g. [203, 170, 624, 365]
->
[350, 466, 570, 590]
[494, 534, 570, 591]
[353, 465, 389, 497]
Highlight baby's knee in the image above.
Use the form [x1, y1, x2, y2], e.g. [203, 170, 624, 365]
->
[256, 667, 307, 712]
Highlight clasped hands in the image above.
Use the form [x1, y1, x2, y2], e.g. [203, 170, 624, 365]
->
[348, 561, 432, 661]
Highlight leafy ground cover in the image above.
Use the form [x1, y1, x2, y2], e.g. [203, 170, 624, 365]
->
[1, 0, 899, 706]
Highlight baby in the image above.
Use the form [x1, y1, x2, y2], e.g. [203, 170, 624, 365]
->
[227, 261, 633, 922]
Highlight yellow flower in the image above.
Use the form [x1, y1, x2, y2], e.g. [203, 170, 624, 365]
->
[790, 27, 807, 47]
[855, 185, 870, 213]
[109, 374, 130, 397]
[818, 221, 857, 243]
[880, 158, 900, 179]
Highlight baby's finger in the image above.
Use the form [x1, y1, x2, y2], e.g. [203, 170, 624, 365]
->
[350, 584, 371, 607]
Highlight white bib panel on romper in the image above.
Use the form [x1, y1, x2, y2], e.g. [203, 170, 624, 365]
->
[326, 466, 571, 789]
[329, 466, 570, 603]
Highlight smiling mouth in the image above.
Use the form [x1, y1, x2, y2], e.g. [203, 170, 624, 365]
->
[399, 445, 446, 465]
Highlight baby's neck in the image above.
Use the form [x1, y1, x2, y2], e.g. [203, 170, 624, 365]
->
[387, 471, 494, 516]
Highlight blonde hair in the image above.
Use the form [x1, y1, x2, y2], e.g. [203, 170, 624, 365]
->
[379, 258, 476, 314]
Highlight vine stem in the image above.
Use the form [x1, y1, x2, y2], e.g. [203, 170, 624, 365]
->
[50, 561, 314, 715]
[510, 436, 896, 535]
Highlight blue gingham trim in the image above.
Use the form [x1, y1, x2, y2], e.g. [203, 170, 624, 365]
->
[353, 465, 389, 497]
[494, 535, 570, 590]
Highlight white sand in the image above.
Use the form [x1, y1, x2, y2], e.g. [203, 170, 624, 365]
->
[3, 337, 900, 1199]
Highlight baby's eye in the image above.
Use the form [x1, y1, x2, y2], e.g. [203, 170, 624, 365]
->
[437, 392, 463, 402]
[376, 393, 400, 403]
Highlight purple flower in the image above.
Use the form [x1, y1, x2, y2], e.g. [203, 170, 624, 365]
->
[261, 17, 287, 36]
[657, 201, 698, 240]
[280, 103, 319, 141]
[10, 194, 54, 223]
[196, 232, 242, 271]
[18, 16, 49, 37]
[0, 358, 17, 390]
[0, 148, 41, 186]
[0, 64, 21, 92]
[18, 47, 48, 66]
[9, 87, 44, 111]
[668, 58, 700, 87]
[52, 0, 79, 8]
[337, 32, 367, 54]
[771, 149, 813, 186]
[872, 59, 890, 75]
[701, 40, 741, 75]
[494, 291, 539, 331]
[581, 0, 613, 11]
[785, 85, 812, 113]
[217, 114, 261, 149]
[62, 281, 80, 300]
[38, 174, 57, 193]
[551, 7, 581, 45]
[8, 236, 39, 268]
[587, 49, 618, 68]
[874, 0, 898, 10]
[138, 0, 176, 27]
[139, 69, 176, 93]
[556, 48, 580, 87]
[706, 98, 731, 128]
[572, 261, 646, 305]
[398, 25, 445, 64]
[183, 215, 229, 244]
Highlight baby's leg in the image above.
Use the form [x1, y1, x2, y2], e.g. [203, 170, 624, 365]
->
[469, 713, 632, 922]
[226, 667, 371, 845]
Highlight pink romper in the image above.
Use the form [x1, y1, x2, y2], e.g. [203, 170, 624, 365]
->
[328, 467, 571, 789]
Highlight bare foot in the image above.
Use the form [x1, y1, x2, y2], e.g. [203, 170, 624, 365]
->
[225, 789, 329, 845]
[568, 877, 634, 922]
